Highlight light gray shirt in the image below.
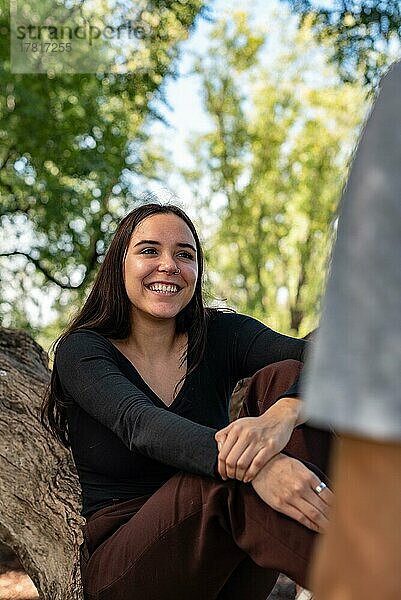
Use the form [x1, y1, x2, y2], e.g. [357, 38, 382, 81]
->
[303, 61, 401, 442]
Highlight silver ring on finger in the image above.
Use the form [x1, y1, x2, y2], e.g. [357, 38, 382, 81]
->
[314, 481, 327, 495]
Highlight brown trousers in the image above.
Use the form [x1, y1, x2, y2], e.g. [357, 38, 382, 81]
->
[80, 360, 332, 600]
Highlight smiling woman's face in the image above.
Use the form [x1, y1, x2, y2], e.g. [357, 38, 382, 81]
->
[124, 212, 198, 324]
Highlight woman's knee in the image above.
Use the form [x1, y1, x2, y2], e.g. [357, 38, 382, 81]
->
[242, 359, 303, 417]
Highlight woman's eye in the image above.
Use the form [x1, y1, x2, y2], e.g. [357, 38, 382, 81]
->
[140, 248, 157, 255]
[177, 251, 194, 260]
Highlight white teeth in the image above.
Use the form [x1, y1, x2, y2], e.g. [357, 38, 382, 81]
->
[148, 284, 179, 294]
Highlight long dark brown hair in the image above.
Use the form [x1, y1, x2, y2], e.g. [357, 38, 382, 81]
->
[41, 202, 215, 447]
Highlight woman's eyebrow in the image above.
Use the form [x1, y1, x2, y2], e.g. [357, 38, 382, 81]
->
[134, 239, 160, 247]
[134, 240, 197, 253]
[177, 243, 197, 253]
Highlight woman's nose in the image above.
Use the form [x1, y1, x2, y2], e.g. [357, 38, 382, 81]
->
[157, 254, 179, 274]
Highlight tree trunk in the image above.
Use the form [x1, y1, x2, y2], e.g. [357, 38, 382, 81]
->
[0, 327, 83, 600]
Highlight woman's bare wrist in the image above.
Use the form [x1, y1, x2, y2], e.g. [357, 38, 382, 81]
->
[276, 396, 305, 427]
[259, 396, 303, 430]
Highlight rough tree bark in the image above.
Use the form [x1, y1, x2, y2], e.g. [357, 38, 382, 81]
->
[0, 327, 84, 600]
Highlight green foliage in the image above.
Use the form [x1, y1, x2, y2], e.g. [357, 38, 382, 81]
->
[182, 10, 367, 334]
[284, 1, 401, 85]
[0, 0, 205, 338]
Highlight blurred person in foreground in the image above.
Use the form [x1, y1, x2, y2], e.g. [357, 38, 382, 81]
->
[303, 61, 401, 599]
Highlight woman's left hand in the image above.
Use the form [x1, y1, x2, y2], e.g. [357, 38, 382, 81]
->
[215, 397, 302, 483]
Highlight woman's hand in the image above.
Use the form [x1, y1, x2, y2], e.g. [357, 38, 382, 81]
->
[252, 453, 333, 533]
[215, 397, 302, 482]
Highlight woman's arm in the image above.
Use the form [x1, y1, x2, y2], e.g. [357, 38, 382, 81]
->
[216, 396, 305, 481]
[215, 313, 310, 481]
[56, 329, 219, 478]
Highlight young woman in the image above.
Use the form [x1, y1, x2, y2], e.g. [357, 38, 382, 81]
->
[42, 202, 332, 600]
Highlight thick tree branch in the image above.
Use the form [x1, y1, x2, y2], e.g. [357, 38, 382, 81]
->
[0, 327, 83, 599]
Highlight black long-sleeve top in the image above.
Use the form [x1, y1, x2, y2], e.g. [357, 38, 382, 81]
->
[55, 311, 306, 516]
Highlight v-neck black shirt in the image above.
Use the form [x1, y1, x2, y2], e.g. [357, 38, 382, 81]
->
[55, 311, 306, 516]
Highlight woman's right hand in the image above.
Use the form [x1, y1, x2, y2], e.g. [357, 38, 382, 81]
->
[251, 453, 333, 533]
